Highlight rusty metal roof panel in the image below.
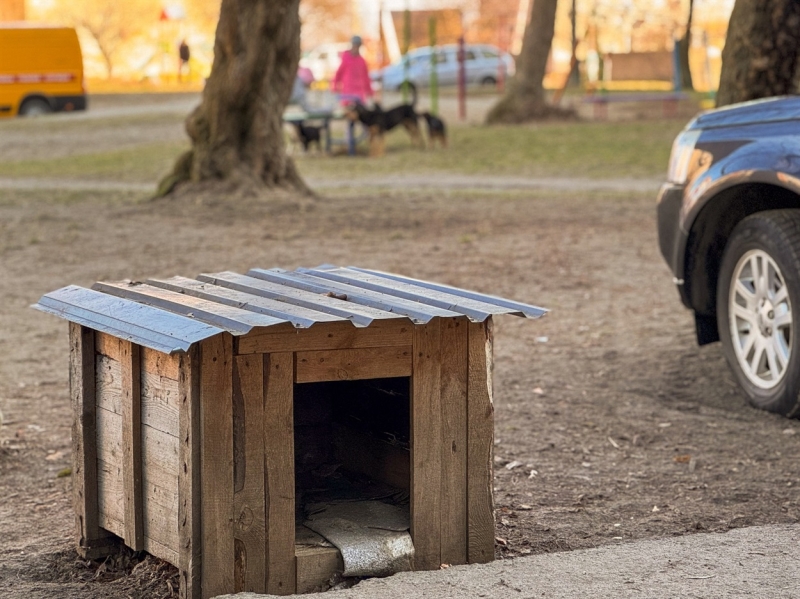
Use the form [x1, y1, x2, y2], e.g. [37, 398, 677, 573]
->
[32, 285, 224, 354]
[33, 266, 545, 354]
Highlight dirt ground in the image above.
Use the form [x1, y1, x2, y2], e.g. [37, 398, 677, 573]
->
[1, 108, 799, 598]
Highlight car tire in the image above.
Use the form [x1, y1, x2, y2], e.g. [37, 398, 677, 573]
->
[480, 76, 497, 86]
[717, 210, 800, 417]
[19, 98, 53, 117]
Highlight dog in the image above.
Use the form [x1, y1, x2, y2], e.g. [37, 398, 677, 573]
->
[421, 112, 447, 148]
[345, 91, 423, 157]
[293, 121, 323, 153]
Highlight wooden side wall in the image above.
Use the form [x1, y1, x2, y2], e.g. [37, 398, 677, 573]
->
[94, 333, 182, 566]
[79, 316, 494, 599]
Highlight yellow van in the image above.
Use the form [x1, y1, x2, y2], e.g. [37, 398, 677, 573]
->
[0, 24, 86, 117]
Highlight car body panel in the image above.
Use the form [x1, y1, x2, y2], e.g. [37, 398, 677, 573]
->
[0, 24, 85, 117]
[657, 96, 800, 341]
[374, 44, 514, 90]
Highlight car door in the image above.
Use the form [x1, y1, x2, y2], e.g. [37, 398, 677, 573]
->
[435, 49, 458, 86]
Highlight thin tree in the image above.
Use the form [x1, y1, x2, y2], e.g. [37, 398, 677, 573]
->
[676, 0, 694, 91]
[158, 0, 310, 197]
[486, 0, 572, 123]
[716, 0, 800, 107]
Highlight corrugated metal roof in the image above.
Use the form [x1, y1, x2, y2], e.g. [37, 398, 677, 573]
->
[33, 266, 546, 354]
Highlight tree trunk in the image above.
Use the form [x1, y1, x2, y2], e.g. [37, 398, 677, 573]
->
[677, 0, 694, 91]
[158, 0, 309, 197]
[716, 0, 800, 107]
[486, 0, 573, 123]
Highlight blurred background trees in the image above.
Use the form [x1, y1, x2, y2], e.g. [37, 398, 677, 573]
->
[716, 0, 800, 106]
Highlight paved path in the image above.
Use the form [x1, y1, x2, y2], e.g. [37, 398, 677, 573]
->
[0, 175, 661, 194]
[218, 524, 800, 599]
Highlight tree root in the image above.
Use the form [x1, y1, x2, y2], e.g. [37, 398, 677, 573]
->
[486, 93, 577, 124]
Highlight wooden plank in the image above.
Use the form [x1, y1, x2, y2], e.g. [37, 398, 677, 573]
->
[439, 317, 469, 566]
[96, 406, 122, 465]
[295, 546, 343, 593]
[233, 354, 267, 593]
[237, 319, 411, 355]
[97, 458, 124, 527]
[142, 490, 179, 552]
[200, 333, 235, 598]
[264, 352, 295, 595]
[467, 319, 495, 564]
[141, 370, 180, 437]
[121, 340, 144, 551]
[95, 331, 121, 361]
[178, 346, 201, 599]
[145, 534, 180, 566]
[410, 319, 442, 570]
[142, 346, 180, 380]
[95, 354, 122, 415]
[295, 346, 412, 383]
[332, 425, 410, 490]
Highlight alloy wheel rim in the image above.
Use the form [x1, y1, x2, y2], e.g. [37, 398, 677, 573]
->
[729, 249, 792, 389]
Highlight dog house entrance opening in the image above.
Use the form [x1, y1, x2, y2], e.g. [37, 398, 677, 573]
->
[294, 377, 411, 521]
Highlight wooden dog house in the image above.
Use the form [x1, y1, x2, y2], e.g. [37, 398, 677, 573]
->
[34, 266, 545, 598]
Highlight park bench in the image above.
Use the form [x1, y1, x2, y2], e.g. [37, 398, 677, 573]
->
[582, 91, 690, 120]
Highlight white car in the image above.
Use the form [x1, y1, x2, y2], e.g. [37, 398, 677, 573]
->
[372, 44, 515, 93]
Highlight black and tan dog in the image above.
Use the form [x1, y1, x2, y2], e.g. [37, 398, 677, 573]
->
[345, 94, 423, 157]
[421, 111, 447, 148]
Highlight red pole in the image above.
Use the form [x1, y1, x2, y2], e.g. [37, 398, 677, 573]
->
[458, 35, 466, 121]
[497, 21, 506, 93]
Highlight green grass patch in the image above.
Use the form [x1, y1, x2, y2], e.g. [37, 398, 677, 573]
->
[0, 141, 188, 182]
[296, 119, 684, 180]
[0, 117, 684, 184]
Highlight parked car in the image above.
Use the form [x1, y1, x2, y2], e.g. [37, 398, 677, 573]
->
[372, 44, 515, 93]
[0, 24, 86, 117]
[658, 96, 800, 417]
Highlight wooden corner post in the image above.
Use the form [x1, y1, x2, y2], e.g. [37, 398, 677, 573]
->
[200, 333, 235, 598]
[179, 345, 201, 599]
[411, 318, 443, 570]
[69, 323, 116, 560]
[264, 352, 295, 595]
[467, 318, 495, 564]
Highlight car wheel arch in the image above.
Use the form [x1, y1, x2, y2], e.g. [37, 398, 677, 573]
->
[683, 182, 800, 341]
[18, 94, 53, 115]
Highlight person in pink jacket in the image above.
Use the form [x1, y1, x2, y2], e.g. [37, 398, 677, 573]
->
[333, 35, 373, 104]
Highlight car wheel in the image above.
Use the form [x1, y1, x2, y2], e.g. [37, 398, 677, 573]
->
[717, 210, 800, 417]
[19, 98, 52, 117]
[480, 76, 497, 86]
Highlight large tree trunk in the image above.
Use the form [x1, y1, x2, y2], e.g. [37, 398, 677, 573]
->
[486, 0, 573, 123]
[158, 0, 309, 197]
[716, 0, 800, 107]
[676, 0, 694, 91]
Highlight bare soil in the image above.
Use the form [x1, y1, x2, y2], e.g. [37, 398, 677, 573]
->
[1, 176, 799, 597]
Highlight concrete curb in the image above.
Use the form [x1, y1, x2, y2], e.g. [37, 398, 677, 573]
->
[216, 524, 800, 599]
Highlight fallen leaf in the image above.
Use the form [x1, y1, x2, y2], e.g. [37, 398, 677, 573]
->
[45, 450, 64, 461]
[505, 460, 522, 470]
[532, 387, 544, 395]
[495, 537, 508, 546]
[57, 467, 72, 478]
[674, 455, 692, 463]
